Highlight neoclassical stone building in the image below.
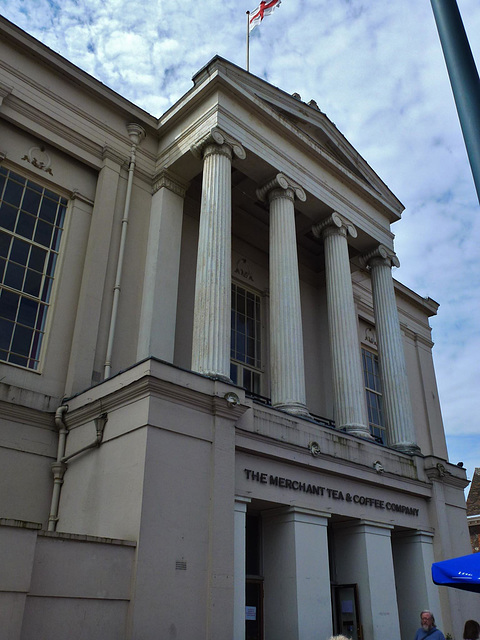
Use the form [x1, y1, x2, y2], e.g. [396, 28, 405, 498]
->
[0, 15, 474, 640]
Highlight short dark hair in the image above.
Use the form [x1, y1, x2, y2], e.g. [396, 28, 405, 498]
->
[463, 619, 480, 640]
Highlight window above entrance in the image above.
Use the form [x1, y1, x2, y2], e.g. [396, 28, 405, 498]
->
[230, 283, 262, 394]
[362, 347, 385, 443]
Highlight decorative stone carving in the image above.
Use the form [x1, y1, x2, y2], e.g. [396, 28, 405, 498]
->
[234, 258, 254, 282]
[21, 145, 53, 175]
[256, 172, 306, 204]
[190, 127, 246, 161]
[365, 326, 377, 346]
[312, 213, 372, 438]
[152, 168, 189, 197]
[360, 244, 400, 270]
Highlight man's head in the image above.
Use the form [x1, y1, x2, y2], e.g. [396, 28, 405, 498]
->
[420, 611, 435, 631]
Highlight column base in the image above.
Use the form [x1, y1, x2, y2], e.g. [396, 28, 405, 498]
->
[343, 423, 375, 439]
[274, 402, 310, 418]
[202, 372, 232, 384]
[392, 442, 421, 455]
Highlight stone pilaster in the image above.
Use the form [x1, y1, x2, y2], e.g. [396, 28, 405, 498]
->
[312, 213, 371, 437]
[137, 169, 189, 363]
[191, 128, 245, 380]
[257, 173, 308, 416]
[362, 245, 419, 453]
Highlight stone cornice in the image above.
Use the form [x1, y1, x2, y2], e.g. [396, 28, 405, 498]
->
[152, 168, 190, 197]
[424, 458, 469, 489]
[65, 374, 250, 429]
[312, 212, 357, 240]
[70, 189, 95, 207]
[401, 325, 434, 349]
[190, 126, 246, 161]
[256, 172, 306, 203]
[0, 78, 156, 173]
[102, 146, 125, 166]
[0, 80, 13, 107]
[218, 107, 397, 241]
[163, 63, 403, 220]
[0, 399, 54, 429]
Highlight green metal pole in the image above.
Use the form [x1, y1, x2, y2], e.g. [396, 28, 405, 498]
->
[430, 0, 480, 204]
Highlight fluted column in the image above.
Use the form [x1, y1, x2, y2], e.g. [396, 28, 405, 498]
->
[362, 245, 419, 453]
[190, 128, 245, 380]
[257, 173, 308, 416]
[312, 213, 371, 437]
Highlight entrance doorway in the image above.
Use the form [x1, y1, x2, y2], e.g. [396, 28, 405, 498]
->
[246, 578, 264, 640]
[246, 513, 263, 640]
[332, 584, 362, 640]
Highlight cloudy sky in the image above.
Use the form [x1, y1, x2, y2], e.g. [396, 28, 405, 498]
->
[2, 0, 479, 486]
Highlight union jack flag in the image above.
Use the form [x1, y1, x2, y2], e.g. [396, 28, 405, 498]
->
[249, 0, 281, 32]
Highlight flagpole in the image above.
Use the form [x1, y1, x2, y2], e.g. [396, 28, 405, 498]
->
[246, 11, 250, 72]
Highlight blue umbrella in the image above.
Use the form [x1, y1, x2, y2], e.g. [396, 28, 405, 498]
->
[432, 552, 480, 593]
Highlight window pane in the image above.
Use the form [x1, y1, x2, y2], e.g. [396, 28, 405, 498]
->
[4, 262, 25, 290]
[26, 179, 42, 194]
[0, 202, 17, 231]
[38, 197, 58, 224]
[3, 179, 24, 207]
[29, 245, 47, 272]
[0, 289, 19, 321]
[0, 231, 11, 258]
[11, 324, 33, 357]
[0, 318, 13, 350]
[24, 269, 43, 297]
[22, 188, 42, 216]
[9, 353, 28, 367]
[16, 211, 35, 239]
[34, 219, 54, 247]
[11, 238, 30, 266]
[17, 297, 38, 328]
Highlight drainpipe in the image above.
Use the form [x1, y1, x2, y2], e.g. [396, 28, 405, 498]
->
[104, 123, 146, 379]
[48, 405, 69, 532]
[48, 406, 108, 532]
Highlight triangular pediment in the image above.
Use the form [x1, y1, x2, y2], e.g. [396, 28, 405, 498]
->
[188, 57, 403, 216]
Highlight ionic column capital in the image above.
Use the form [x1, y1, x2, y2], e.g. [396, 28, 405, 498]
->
[361, 244, 400, 269]
[190, 127, 246, 161]
[312, 212, 357, 240]
[152, 168, 190, 197]
[256, 173, 306, 204]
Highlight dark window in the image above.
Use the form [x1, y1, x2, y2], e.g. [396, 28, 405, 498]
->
[231, 283, 262, 394]
[0, 167, 66, 370]
[362, 347, 385, 443]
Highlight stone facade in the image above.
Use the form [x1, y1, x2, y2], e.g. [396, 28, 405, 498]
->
[467, 468, 480, 552]
[0, 15, 475, 640]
